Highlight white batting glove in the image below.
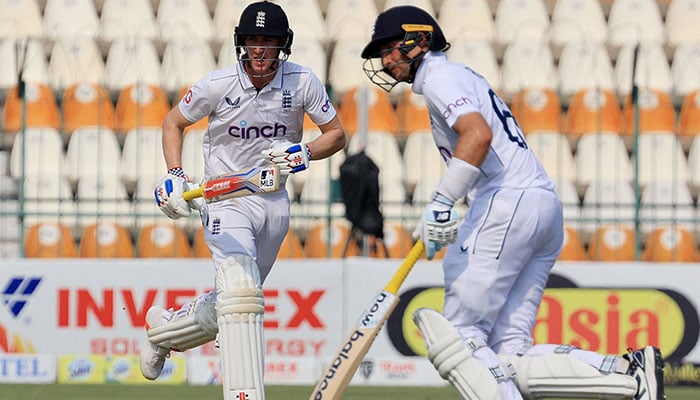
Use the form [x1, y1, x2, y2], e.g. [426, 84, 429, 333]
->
[413, 193, 459, 260]
[261, 139, 311, 175]
[154, 167, 202, 219]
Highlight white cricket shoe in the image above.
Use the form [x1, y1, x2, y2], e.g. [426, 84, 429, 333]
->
[139, 306, 172, 380]
[624, 346, 665, 400]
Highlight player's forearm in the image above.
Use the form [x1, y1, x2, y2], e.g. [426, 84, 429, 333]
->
[161, 108, 189, 170]
[308, 118, 346, 160]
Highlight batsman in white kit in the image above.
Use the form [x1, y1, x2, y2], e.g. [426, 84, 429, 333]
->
[140, 2, 346, 399]
[361, 6, 665, 400]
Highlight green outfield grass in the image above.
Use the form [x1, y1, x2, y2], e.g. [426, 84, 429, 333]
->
[0, 384, 698, 400]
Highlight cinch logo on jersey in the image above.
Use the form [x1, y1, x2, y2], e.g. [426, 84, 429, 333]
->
[228, 121, 288, 139]
[1, 276, 41, 317]
[442, 96, 471, 118]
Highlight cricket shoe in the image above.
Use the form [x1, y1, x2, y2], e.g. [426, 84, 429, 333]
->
[624, 346, 666, 400]
[139, 305, 173, 380]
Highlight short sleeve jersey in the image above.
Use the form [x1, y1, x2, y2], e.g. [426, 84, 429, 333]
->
[179, 60, 336, 179]
[412, 51, 555, 202]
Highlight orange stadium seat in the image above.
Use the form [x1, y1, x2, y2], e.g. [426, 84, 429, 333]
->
[24, 222, 78, 258]
[643, 226, 700, 262]
[61, 82, 116, 135]
[558, 225, 588, 261]
[192, 226, 211, 258]
[367, 223, 414, 259]
[136, 223, 191, 258]
[339, 85, 400, 136]
[79, 222, 135, 258]
[564, 88, 623, 140]
[587, 225, 636, 261]
[511, 87, 562, 134]
[2, 82, 60, 132]
[395, 89, 431, 135]
[678, 90, 700, 150]
[621, 88, 676, 138]
[278, 228, 305, 259]
[304, 220, 359, 258]
[115, 82, 170, 136]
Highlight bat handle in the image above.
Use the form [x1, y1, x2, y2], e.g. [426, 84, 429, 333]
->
[384, 240, 424, 294]
[183, 187, 204, 201]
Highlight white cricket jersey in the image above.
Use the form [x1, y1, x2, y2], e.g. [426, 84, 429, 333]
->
[179, 60, 336, 185]
[412, 51, 555, 203]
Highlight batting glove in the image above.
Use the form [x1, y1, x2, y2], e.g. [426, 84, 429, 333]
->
[154, 167, 202, 219]
[261, 139, 311, 175]
[413, 193, 459, 260]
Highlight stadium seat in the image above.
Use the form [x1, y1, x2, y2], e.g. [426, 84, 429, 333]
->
[678, 90, 700, 150]
[120, 127, 167, 191]
[556, 179, 582, 232]
[580, 179, 636, 237]
[136, 223, 191, 258]
[500, 38, 558, 102]
[574, 132, 633, 196]
[48, 37, 105, 93]
[621, 89, 676, 138]
[99, 0, 159, 43]
[192, 225, 211, 258]
[61, 83, 116, 135]
[383, 0, 436, 16]
[0, 37, 48, 96]
[636, 132, 689, 187]
[156, 0, 213, 43]
[438, 0, 494, 43]
[564, 88, 623, 142]
[79, 222, 135, 258]
[614, 43, 673, 100]
[287, 36, 328, 85]
[328, 40, 370, 101]
[368, 222, 415, 259]
[510, 87, 562, 134]
[181, 128, 206, 184]
[525, 131, 576, 184]
[587, 225, 637, 261]
[665, 0, 700, 49]
[9, 127, 65, 179]
[643, 226, 700, 262]
[114, 83, 170, 136]
[339, 85, 400, 136]
[639, 180, 695, 235]
[304, 220, 359, 258]
[277, 228, 305, 259]
[104, 37, 161, 94]
[2, 82, 59, 133]
[160, 36, 216, 95]
[671, 42, 700, 100]
[131, 175, 175, 231]
[212, 0, 250, 46]
[74, 176, 134, 231]
[686, 135, 700, 196]
[395, 89, 431, 135]
[24, 222, 78, 258]
[64, 126, 122, 185]
[558, 41, 615, 105]
[607, 0, 665, 54]
[217, 39, 237, 69]
[403, 130, 446, 197]
[493, 0, 549, 52]
[447, 39, 501, 92]
[42, 0, 99, 40]
[20, 175, 78, 228]
[324, 0, 376, 42]
[558, 225, 587, 261]
[0, 0, 43, 39]
[275, 0, 327, 42]
[549, 0, 608, 53]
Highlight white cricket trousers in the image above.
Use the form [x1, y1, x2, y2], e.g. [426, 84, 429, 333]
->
[442, 187, 564, 354]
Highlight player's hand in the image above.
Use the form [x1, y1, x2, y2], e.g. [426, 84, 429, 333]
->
[154, 168, 202, 219]
[261, 139, 311, 175]
[413, 193, 459, 260]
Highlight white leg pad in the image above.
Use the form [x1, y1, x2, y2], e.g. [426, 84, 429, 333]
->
[413, 308, 505, 400]
[148, 292, 218, 351]
[217, 255, 265, 400]
[502, 353, 637, 400]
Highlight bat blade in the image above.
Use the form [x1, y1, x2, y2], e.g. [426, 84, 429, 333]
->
[309, 241, 425, 400]
[183, 165, 280, 203]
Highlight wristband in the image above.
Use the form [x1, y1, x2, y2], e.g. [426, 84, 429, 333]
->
[435, 157, 480, 202]
[305, 143, 312, 160]
[168, 166, 186, 178]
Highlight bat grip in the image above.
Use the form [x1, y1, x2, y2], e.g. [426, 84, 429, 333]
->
[384, 240, 424, 295]
[182, 187, 204, 201]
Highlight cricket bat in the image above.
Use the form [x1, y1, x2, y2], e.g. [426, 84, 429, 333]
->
[182, 165, 280, 203]
[309, 240, 425, 400]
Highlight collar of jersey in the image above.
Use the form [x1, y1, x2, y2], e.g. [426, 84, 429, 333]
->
[237, 61, 285, 91]
[412, 51, 446, 95]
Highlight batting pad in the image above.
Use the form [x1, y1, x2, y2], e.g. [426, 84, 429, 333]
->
[216, 255, 265, 400]
[413, 308, 503, 400]
[502, 353, 637, 400]
[147, 294, 218, 351]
